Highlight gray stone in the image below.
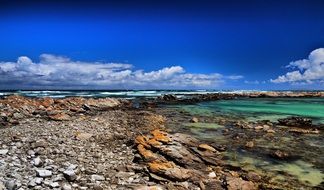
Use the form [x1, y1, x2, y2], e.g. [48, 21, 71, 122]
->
[34, 140, 47, 148]
[91, 175, 105, 181]
[36, 169, 52, 177]
[0, 149, 9, 155]
[50, 182, 60, 188]
[27, 150, 35, 156]
[62, 184, 72, 190]
[63, 170, 77, 181]
[34, 178, 43, 185]
[0, 182, 5, 190]
[33, 157, 42, 167]
[5, 180, 17, 190]
[28, 179, 38, 188]
[66, 164, 78, 171]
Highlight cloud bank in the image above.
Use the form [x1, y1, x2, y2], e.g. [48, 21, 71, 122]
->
[271, 48, 324, 85]
[0, 54, 242, 89]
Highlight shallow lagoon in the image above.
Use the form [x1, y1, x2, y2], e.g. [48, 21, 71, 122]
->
[166, 98, 324, 188]
[179, 98, 324, 123]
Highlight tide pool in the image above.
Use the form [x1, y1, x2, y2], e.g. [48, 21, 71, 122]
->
[177, 98, 324, 124]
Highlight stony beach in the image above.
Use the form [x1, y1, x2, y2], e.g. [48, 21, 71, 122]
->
[0, 92, 323, 190]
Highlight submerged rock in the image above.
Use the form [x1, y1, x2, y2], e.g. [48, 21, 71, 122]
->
[245, 141, 254, 148]
[270, 150, 290, 160]
[278, 117, 312, 128]
[190, 117, 199, 123]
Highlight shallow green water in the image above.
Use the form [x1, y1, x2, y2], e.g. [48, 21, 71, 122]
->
[166, 98, 324, 187]
[178, 98, 324, 124]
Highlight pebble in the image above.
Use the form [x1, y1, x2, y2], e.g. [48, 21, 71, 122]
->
[5, 180, 17, 190]
[50, 182, 60, 188]
[33, 157, 42, 167]
[62, 184, 72, 190]
[254, 126, 263, 130]
[63, 170, 77, 181]
[0, 182, 5, 190]
[208, 172, 216, 178]
[91, 175, 105, 181]
[36, 169, 52, 177]
[0, 149, 9, 155]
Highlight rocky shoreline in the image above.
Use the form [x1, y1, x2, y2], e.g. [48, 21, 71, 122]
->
[0, 94, 323, 190]
[139, 91, 324, 108]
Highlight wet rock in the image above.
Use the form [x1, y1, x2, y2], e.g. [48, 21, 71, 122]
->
[190, 117, 199, 123]
[288, 128, 319, 134]
[198, 144, 216, 152]
[36, 169, 52, 177]
[254, 126, 263, 130]
[245, 141, 254, 148]
[227, 177, 257, 190]
[246, 172, 261, 182]
[270, 150, 289, 160]
[262, 125, 270, 131]
[278, 116, 312, 128]
[161, 94, 177, 101]
[266, 129, 275, 133]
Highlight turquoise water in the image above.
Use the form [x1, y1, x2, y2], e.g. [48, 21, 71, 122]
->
[177, 98, 324, 124]
[166, 98, 324, 188]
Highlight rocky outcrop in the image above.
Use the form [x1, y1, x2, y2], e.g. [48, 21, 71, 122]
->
[135, 130, 258, 189]
[140, 91, 324, 106]
[0, 95, 129, 126]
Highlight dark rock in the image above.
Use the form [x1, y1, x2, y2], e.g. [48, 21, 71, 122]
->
[161, 94, 177, 101]
[270, 150, 290, 160]
[63, 170, 77, 181]
[278, 117, 312, 128]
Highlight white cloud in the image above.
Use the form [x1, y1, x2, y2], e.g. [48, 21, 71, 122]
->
[0, 54, 242, 89]
[226, 75, 244, 80]
[271, 48, 324, 84]
[244, 80, 260, 84]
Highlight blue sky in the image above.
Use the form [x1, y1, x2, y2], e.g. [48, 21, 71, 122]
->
[0, 0, 323, 90]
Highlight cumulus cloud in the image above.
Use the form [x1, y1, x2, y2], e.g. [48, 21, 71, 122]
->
[271, 48, 324, 84]
[0, 54, 242, 89]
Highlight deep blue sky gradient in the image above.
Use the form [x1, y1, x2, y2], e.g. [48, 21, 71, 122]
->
[0, 0, 323, 90]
